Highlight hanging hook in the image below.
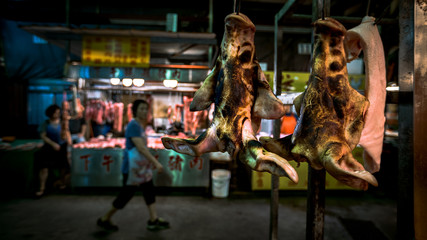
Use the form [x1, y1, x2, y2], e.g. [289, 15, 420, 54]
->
[373, 2, 390, 25]
[321, 0, 325, 20]
[234, 0, 241, 14]
[366, 0, 371, 16]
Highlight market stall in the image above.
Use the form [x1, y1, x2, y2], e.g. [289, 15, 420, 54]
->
[2, 0, 424, 239]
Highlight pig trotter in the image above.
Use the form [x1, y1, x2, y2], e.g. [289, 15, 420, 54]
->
[162, 129, 219, 157]
[240, 140, 298, 183]
[161, 137, 197, 156]
[322, 142, 378, 190]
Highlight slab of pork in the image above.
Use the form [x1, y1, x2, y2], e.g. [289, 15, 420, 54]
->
[345, 16, 386, 173]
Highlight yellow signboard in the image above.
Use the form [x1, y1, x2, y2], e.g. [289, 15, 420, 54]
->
[264, 71, 310, 92]
[264, 71, 365, 93]
[82, 36, 150, 67]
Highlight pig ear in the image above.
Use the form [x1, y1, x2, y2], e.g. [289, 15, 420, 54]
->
[344, 31, 362, 62]
[292, 92, 304, 117]
[190, 57, 222, 111]
[253, 64, 286, 119]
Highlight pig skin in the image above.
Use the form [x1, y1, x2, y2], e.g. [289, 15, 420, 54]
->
[344, 16, 386, 173]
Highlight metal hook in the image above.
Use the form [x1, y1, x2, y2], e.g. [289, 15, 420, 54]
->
[373, 2, 390, 25]
[234, 0, 241, 14]
[322, 0, 325, 20]
[366, 0, 371, 16]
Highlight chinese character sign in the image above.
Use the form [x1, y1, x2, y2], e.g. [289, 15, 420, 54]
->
[82, 36, 150, 67]
[102, 155, 114, 173]
[71, 148, 122, 175]
[168, 155, 184, 172]
[71, 148, 123, 187]
[149, 149, 210, 187]
[189, 157, 203, 170]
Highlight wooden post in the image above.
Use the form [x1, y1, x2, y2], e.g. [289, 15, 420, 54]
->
[413, 1, 426, 239]
[306, 0, 328, 240]
[306, 167, 326, 240]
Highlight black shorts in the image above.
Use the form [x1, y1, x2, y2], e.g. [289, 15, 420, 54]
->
[34, 143, 69, 170]
[112, 174, 156, 209]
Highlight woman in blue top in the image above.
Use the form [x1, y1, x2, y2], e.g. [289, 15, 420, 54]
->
[97, 99, 170, 231]
[35, 104, 71, 197]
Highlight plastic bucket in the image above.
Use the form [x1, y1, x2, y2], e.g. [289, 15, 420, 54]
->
[211, 169, 231, 198]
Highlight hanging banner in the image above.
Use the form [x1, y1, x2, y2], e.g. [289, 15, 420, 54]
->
[82, 36, 150, 67]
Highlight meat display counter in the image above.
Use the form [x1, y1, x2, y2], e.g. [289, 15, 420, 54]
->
[71, 136, 210, 187]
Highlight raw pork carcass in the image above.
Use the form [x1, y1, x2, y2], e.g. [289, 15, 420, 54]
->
[113, 102, 124, 132]
[260, 18, 378, 190]
[61, 100, 71, 144]
[127, 103, 133, 123]
[344, 16, 386, 173]
[75, 98, 85, 118]
[162, 13, 297, 181]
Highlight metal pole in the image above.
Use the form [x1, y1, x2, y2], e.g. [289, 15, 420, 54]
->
[398, 0, 415, 239]
[208, 0, 213, 68]
[270, 11, 282, 240]
[270, 1, 296, 239]
[65, 0, 71, 63]
[306, 1, 328, 240]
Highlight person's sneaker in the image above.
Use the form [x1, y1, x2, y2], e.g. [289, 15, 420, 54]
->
[147, 217, 170, 231]
[97, 218, 119, 231]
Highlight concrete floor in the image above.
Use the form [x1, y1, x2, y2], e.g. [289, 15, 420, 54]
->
[0, 189, 396, 240]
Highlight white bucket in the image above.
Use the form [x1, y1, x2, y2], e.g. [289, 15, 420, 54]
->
[211, 169, 231, 198]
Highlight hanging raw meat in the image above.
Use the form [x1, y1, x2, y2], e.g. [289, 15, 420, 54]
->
[167, 105, 174, 124]
[127, 103, 133, 123]
[162, 13, 296, 181]
[113, 102, 124, 132]
[146, 95, 154, 124]
[61, 100, 71, 144]
[260, 18, 378, 190]
[183, 96, 193, 132]
[75, 98, 85, 118]
[344, 16, 386, 173]
[95, 101, 105, 125]
[104, 101, 114, 123]
[175, 104, 183, 122]
[183, 96, 209, 135]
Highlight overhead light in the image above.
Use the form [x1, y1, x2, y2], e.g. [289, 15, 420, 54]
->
[163, 79, 178, 88]
[133, 78, 145, 87]
[110, 78, 120, 85]
[386, 82, 399, 92]
[386, 86, 399, 92]
[122, 78, 133, 87]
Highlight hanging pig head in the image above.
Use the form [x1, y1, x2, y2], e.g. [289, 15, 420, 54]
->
[162, 13, 298, 183]
[260, 18, 378, 190]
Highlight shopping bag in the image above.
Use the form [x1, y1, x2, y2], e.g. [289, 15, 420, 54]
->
[126, 147, 153, 185]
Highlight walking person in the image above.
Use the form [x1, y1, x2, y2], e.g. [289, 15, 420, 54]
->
[97, 99, 169, 231]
